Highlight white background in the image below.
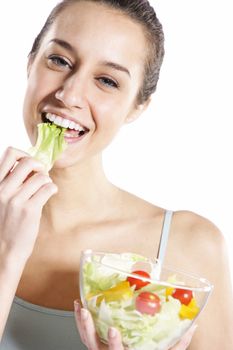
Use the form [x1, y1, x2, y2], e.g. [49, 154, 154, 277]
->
[0, 1, 232, 285]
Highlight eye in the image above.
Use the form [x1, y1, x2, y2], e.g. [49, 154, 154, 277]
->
[97, 77, 119, 89]
[47, 55, 72, 70]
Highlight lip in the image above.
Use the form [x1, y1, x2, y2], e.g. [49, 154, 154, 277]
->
[64, 132, 87, 144]
[41, 109, 90, 131]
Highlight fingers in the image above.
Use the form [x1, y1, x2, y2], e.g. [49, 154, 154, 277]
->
[74, 301, 124, 350]
[0, 147, 55, 207]
[28, 181, 58, 208]
[74, 302, 86, 345]
[0, 147, 33, 183]
[11, 172, 53, 202]
[74, 301, 101, 349]
[108, 327, 124, 350]
[170, 324, 197, 350]
[1, 156, 45, 194]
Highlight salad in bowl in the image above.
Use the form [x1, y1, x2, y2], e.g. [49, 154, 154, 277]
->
[80, 250, 213, 350]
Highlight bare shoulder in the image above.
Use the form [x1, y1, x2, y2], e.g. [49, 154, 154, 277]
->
[167, 211, 228, 278]
[171, 211, 233, 348]
[173, 211, 227, 267]
[115, 189, 229, 276]
[172, 209, 224, 246]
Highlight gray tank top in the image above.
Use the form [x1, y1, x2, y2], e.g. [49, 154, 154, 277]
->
[0, 210, 173, 350]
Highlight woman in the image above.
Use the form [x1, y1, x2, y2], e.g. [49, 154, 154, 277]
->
[0, 0, 232, 349]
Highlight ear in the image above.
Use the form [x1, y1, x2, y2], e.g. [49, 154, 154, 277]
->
[125, 98, 151, 124]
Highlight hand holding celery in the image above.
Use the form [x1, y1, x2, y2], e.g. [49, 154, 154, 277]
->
[0, 123, 66, 339]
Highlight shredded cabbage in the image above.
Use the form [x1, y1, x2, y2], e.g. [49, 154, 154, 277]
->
[83, 261, 125, 295]
[88, 295, 191, 349]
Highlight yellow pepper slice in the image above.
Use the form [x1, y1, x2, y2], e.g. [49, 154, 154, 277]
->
[179, 298, 200, 320]
[87, 281, 133, 305]
[166, 287, 174, 299]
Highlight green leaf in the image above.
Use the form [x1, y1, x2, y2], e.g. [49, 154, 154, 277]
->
[28, 123, 67, 171]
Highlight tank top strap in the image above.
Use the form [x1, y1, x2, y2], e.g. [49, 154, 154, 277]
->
[156, 210, 173, 266]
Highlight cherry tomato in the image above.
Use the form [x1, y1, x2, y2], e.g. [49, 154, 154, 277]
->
[127, 270, 150, 290]
[172, 288, 193, 305]
[135, 291, 161, 315]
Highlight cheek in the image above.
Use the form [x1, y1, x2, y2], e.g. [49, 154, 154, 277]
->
[93, 104, 126, 145]
[25, 71, 53, 106]
[24, 61, 60, 110]
[93, 93, 133, 130]
[89, 87, 139, 151]
[23, 70, 53, 144]
[23, 84, 36, 142]
[23, 76, 41, 120]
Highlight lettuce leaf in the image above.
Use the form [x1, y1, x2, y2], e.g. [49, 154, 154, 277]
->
[28, 123, 67, 171]
[83, 261, 125, 295]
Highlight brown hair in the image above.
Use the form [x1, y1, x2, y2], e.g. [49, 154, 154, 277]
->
[29, 0, 165, 105]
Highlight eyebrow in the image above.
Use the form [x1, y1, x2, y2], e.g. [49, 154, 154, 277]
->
[49, 38, 131, 78]
[100, 61, 131, 78]
[49, 38, 75, 53]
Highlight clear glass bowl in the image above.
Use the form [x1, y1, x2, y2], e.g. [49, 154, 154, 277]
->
[80, 250, 213, 350]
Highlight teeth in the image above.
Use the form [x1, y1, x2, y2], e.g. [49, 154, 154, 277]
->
[45, 113, 86, 131]
[69, 121, 75, 129]
[61, 119, 70, 128]
[54, 116, 62, 126]
[48, 114, 56, 122]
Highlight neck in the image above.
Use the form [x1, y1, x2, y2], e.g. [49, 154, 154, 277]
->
[41, 155, 119, 233]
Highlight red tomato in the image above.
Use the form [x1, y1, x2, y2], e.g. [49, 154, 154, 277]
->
[136, 291, 161, 315]
[172, 288, 193, 305]
[127, 270, 150, 290]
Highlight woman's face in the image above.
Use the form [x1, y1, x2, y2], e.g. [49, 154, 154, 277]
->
[23, 1, 148, 168]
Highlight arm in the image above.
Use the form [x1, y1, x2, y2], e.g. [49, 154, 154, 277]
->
[173, 211, 233, 350]
[189, 224, 233, 349]
[0, 252, 26, 338]
[0, 147, 57, 340]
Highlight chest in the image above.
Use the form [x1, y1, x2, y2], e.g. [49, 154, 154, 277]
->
[16, 217, 171, 310]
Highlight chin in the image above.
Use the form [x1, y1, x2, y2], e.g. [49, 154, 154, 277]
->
[50, 150, 102, 172]
[50, 158, 80, 171]
[51, 152, 92, 171]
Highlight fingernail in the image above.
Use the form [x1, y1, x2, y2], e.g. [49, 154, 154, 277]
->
[109, 327, 117, 339]
[74, 300, 80, 313]
[81, 308, 88, 321]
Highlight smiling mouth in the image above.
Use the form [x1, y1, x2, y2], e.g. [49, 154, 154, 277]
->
[41, 112, 89, 139]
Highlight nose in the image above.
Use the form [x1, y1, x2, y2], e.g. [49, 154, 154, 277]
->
[55, 74, 86, 109]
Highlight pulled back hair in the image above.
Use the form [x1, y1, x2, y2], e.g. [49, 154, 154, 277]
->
[29, 0, 165, 105]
